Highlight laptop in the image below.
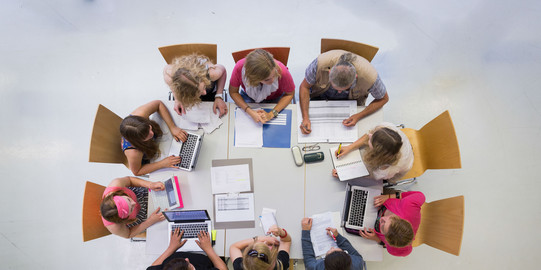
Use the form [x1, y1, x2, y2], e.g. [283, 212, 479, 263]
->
[148, 176, 183, 211]
[341, 184, 380, 234]
[163, 210, 212, 252]
[168, 132, 204, 171]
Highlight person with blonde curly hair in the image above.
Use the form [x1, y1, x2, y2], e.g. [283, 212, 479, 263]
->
[164, 53, 228, 117]
[229, 49, 295, 124]
[100, 176, 166, 238]
[230, 225, 291, 270]
[358, 191, 425, 257]
[333, 122, 413, 184]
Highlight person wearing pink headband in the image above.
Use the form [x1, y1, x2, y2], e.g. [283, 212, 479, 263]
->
[100, 176, 166, 238]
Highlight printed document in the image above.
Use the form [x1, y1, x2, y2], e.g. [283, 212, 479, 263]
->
[259, 208, 278, 234]
[310, 211, 341, 257]
[210, 164, 251, 194]
[234, 108, 263, 147]
[215, 193, 255, 222]
[297, 101, 358, 143]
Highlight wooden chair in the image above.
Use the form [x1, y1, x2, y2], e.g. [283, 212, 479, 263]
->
[400, 110, 461, 180]
[158, 43, 217, 64]
[82, 181, 111, 241]
[88, 104, 128, 167]
[231, 47, 290, 66]
[413, 195, 464, 256]
[321, 38, 379, 62]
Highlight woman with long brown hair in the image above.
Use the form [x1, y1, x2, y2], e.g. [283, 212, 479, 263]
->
[120, 100, 187, 176]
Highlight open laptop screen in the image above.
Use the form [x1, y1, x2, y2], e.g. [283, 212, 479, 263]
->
[163, 210, 209, 222]
[163, 178, 177, 207]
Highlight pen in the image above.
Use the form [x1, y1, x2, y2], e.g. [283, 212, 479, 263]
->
[330, 233, 337, 242]
[337, 143, 342, 155]
[303, 124, 311, 132]
[211, 230, 216, 246]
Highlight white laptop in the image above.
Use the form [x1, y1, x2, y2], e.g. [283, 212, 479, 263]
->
[341, 184, 380, 234]
[163, 210, 212, 252]
[168, 132, 204, 171]
[149, 176, 183, 211]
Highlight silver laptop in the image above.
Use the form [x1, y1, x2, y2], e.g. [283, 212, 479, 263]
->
[163, 210, 212, 252]
[149, 176, 183, 210]
[168, 132, 203, 171]
[341, 184, 380, 234]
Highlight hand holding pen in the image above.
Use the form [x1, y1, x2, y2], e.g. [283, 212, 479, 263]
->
[326, 227, 338, 242]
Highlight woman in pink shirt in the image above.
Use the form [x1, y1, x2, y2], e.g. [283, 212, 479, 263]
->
[100, 176, 166, 238]
[358, 191, 425, 257]
[229, 49, 295, 124]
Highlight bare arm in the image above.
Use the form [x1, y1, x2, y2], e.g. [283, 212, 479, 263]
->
[229, 237, 255, 262]
[229, 85, 266, 123]
[124, 149, 180, 176]
[196, 231, 228, 270]
[335, 134, 369, 159]
[343, 92, 389, 127]
[299, 79, 313, 134]
[209, 64, 228, 117]
[260, 91, 294, 121]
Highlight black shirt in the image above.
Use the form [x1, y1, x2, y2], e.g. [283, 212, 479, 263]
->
[147, 252, 219, 270]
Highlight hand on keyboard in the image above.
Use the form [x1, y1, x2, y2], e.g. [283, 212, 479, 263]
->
[160, 155, 182, 169]
[168, 228, 187, 251]
[149, 181, 165, 191]
[171, 126, 188, 142]
[195, 231, 212, 251]
[359, 227, 378, 242]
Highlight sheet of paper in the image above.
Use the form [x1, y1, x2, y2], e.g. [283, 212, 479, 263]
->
[235, 108, 263, 147]
[159, 100, 222, 133]
[297, 101, 358, 143]
[259, 208, 278, 234]
[310, 211, 340, 257]
[210, 164, 251, 194]
[329, 146, 369, 181]
[215, 193, 255, 222]
[201, 110, 223, 134]
[184, 103, 211, 123]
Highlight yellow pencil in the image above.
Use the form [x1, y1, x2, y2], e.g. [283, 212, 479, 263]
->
[337, 143, 342, 155]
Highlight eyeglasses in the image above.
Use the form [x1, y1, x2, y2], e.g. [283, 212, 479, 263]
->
[248, 250, 269, 263]
[302, 143, 320, 152]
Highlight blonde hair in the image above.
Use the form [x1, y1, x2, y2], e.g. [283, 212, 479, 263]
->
[244, 49, 282, 87]
[362, 127, 403, 172]
[170, 53, 213, 108]
[242, 242, 283, 270]
[385, 216, 414, 248]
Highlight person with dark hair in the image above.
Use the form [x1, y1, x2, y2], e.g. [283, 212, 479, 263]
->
[299, 50, 389, 134]
[301, 218, 365, 270]
[120, 100, 188, 176]
[333, 122, 413, 184]
[147, 229, 227, 270]
[359, 191, 425, 257]
[100, 176, 165, 238]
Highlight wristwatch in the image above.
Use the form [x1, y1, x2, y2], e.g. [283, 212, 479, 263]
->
[215, 92, 223, 100]
[272, 109, 279, 118]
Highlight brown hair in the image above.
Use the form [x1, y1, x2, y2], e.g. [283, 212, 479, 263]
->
[242, 242, 283, 270]
[244, 49, 282, 87]
[329, 53, 357, 88]
[362, 127, 403, 171]
[120, 115, 163, 159]
[324, 251, 352, 270]
[385, 216, 414, 248]
[163, 257, 190, 270]
[100, 190, 136, 224]
[170, 67, 203, 109]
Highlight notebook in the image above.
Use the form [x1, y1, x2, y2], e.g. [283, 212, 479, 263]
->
[163, 210, 212, 252]
[329, 146, 369, 181]
[341, 184, 380, 234]
[168, 132, 204, 171]
[148, 176, 183, 211]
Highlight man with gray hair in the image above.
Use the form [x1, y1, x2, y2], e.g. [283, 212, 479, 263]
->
[299, 49, 389, 134]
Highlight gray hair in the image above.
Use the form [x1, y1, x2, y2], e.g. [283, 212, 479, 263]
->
[329, 53, 357, 88]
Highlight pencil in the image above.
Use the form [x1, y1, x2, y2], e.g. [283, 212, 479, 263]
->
[337, 143, 342, 155]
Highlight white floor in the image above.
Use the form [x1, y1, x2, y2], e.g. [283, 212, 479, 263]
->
[1, 0, 540, 269]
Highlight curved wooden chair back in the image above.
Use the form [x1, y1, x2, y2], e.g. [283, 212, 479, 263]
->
[321, 38, 379, 62]
[400, 110, 461, 179]
[82, 181, 111, 241]
[158, 43, 217, 64]
[89, 104, 128, 167]
[232, 47, 290, 66]
[412, 195, 464, 256]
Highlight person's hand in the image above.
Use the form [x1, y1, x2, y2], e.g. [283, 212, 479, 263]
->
[301, 218, 312, 230]
[170, 126, 188, 142]
[332, 169, 339, 178]
[267, 224, 285, 237]
[148, 207, 166, 225]
[359, 228, 379, 242]
[174, 101, 186, 116]
[260, 110, 275, 122]
[149, 181, 165, 191]
[342, 114, 361, 127]
[195, 231, 212, 251]
[213, 97, 228, 117]
[374, 194, 391, 207]
[300, 118, 312, 134]
[326, 227, 338, 237]
[168, 228, 187, 251]
[247, 109, 266, 124]
[159, 155, 181, 169]
[335, 145, 352, 159]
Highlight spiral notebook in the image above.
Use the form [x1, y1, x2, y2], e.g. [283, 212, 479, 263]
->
[329, 146, 369, 181]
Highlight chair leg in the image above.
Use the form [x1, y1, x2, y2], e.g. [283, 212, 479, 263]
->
[383, 177, 417, 188]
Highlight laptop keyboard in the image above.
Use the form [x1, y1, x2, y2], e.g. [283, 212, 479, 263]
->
[349, 189, 368, 227]
[171, 223, 208, 238]
[176, 133, 199, 169]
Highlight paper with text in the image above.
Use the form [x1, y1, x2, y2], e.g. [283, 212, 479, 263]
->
[259, 208, 278, 234]
[310, 211, 341, 257]
[235, 108, 263, 147]
[210, 164, 251, 194]
[297, 101, 358, 143]
[215, 193, 255, 222]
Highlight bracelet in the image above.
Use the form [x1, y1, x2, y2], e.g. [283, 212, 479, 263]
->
[244, 106, 251, 112]
[215, 92, 223, 99]
[280, 228, 288, 238]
